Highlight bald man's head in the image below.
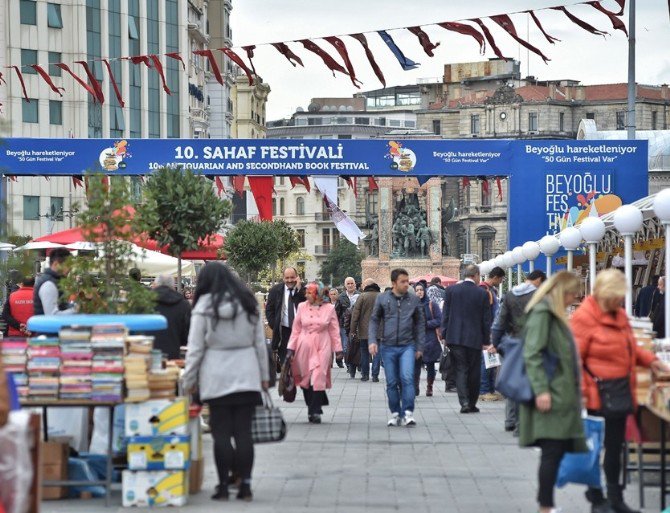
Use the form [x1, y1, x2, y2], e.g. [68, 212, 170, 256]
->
[362, 278, 375, 289]
[344, 277, 357, 293]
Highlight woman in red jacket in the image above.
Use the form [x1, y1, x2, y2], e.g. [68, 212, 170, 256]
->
[572, 269, 668, 513]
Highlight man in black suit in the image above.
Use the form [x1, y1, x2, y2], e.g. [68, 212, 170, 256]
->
[441, 264, 492, 413]
[635, 274, 660, 318]
[265, 267, 306, 366]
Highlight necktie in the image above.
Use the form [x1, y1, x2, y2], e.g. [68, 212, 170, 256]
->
[288, 289, 295, 326]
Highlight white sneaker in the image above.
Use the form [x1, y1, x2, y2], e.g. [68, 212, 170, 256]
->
[402, 410, 416, 426]
[387, 412, 401, 427]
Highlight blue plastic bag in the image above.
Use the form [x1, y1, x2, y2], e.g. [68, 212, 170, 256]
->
[6, 373, 19, 411]
[557, 416, 604, 488]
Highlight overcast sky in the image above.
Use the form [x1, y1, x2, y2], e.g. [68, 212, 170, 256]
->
[231, 0, 670, 121]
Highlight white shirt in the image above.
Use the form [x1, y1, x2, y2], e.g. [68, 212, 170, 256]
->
[281, 285, 296, 328]
[346, 291, 360, 307]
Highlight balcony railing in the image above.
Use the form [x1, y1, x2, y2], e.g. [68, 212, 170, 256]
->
[315, 212, 331, 222]
[314, 245, 332, 255]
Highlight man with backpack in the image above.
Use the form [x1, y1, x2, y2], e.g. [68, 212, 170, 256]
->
[491, 270, 547, 435]
[479, 267, 506, 401]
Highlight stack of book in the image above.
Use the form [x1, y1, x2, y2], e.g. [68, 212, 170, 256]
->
[90, 325, 126, 403]
[148, 366, 180, 400]
[125, 335, 154, 403]
[27, 337, 60, 401]
[59, 327, 93, 400]
[1, 338, 28, 398]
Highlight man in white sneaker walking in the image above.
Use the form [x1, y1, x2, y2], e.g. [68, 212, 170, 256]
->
[369, 268, 425, 427]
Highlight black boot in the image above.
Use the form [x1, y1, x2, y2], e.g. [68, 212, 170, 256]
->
[585, 487, 615, 513]
[211, 484, 229, 501]
[607, 484, 640, 513]
[237, 482, 253, 502]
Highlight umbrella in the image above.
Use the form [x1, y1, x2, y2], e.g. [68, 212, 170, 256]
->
[65, 241, 98, 251]
[14, 241, 65, 251]
[0, 242, 16, 251]
[410, 274, 458, 287]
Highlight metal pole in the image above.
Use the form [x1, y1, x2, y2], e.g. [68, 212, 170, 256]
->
[627, 0, 636, 140]
[529, 260, 535, 272]
[517, 264, 522, 286]
[567, 251, 574, 272]
[508, 269, 513, 291]
[665, 223, 670, 339]
[546, 256, 552, 277]
[624, 235, 634, 315]
[589, 243, 597, 295]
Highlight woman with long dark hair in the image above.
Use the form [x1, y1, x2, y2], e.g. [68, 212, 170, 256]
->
[182, 262, 269, 502]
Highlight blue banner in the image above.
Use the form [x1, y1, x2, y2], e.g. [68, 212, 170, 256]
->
[0, 138, 648, 256]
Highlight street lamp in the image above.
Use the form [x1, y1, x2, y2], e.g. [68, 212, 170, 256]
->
[522, 241, 541, 272]
[512, 246, 526, 285]
[653, 189, 670, 335]
[539, 235, 561, 276]
[613, 205, 644, 315]
[560, 227, 582, 272]
[579, 217, 606, 294]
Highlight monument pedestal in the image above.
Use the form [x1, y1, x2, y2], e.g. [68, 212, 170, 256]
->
[362, 257, 461, 289]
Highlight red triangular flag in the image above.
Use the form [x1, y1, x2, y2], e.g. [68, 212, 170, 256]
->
[350, 34, 386, 87]
[490, 14, 550, 63]
[462, 177, 471, 187]
[56, 63, 98, 102]
[232, 175, 245, 198]
[587, 2, 628, 35]
[149, 55, 171, 94]
[166, 52, 186, 70]
[481, 178, 490, 196]
[324, 36, 362, 88]
[550, 7, 608, 36]
[368, 177, 379, 191]
[299, 39, 349, 78]
[219, 48, 255, 86]
[271, 43, 304, 67]
[215, 177, 224, 197]
[194, 50, 224, 85]
[31, 65, 64, 96]
[102, 59, 125, 107]
[75, 61, 105, 103]
[248, 176, 274, 221]
[470, 19, 506, 60]
[407, 27, 440, 57]
[9, 66, 29, 101]
[496, 177, 503, 201]
[526, 11, 560, 44]
[438, 22, 485, 53]
[242, 46, 258, 76]
[72, 176, 84, 189]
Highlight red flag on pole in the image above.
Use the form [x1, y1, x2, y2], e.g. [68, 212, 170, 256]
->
[368, 177, 379, 191]
[232, 176, 245, 198]
[248, 177, 274, 221]
[215, 177, 225, 197]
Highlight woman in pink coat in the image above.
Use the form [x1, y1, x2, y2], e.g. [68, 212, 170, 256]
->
[287, 281, 343, 424]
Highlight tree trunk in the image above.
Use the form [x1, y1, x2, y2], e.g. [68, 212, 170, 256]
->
[177, 254, 183, 293]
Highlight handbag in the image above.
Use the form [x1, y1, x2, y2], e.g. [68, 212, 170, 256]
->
[584, 330, 634, 418]
[495, 334, 558, 404]
[278, 362, 296, 403]
[428, 302, 442, 343]
[557, 416, 604, 488]
[438, 346, 451, 378]
[251, 391, 287, 444]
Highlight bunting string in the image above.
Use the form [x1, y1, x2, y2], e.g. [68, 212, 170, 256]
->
[0, 0, 630, 105]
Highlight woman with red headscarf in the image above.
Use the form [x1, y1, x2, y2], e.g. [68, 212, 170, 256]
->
[287, 281, 343, 423]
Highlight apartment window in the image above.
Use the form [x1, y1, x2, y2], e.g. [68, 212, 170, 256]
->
[481, 181, 491, 208]
[376, 117, 386, 126]
[389, 119, 402, 127]
[307, 118, 319, 126]
[279, 198, 285, 216]
[23, 196, 40, 221]
[296, 229, 306, 248]
[355, 117, 370, 125]
[432, 119, 441, 135]
[405, 120, 416, 128]
[322, 229, 331, 250]
[22, 99, 38, 123]
[21, 49, 38, 74]
[48, 52, 61, 77]
[128, 16, 139, 39]
[366, 191, 378, 217]
[49, 100, 62, 125]
[47, 3, 63, 28]
[338, 135, 352, 139]
[49, 197, 64, 220]
[652, 111, 658, 130]
[296, 197, 305, 216]
[110, 106, 125, 136]
[529, 112, 538, 131]
[586, 112, 595, 120]
[20, 0, 37, 25]
[559, 112, 565, 132]
[477, 227, 496, 261]
[470, 114, 480, 135]
[295, 117, 308, 126]
[272, 198, 277, 216]
[279, 177, 285, 185]
[616, 111, 626, 130]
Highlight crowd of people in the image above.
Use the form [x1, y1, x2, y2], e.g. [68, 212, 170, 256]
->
[3, 250, 668, 511]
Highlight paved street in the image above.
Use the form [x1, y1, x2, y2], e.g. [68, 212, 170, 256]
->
[42, 368, 655, 513]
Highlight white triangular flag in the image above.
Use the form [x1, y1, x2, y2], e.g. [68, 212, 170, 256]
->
[323, 196, 365, 245]
[312, 176, 339, 206]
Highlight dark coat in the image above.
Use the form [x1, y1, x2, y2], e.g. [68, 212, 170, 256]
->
[264, 283, 306, 349]
[634, 284, 658, 318]
[154, 286, 191, 360]
[441, 280, 491, 349]
[421, 297, 443, 364]
[349, 284, 381, 341]
[653, 292, 666, 338]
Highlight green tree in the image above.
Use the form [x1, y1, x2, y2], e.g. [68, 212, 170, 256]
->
[319, 240, 363, 287]
[138, 167, 232, 290]
[59, 174, 157, 314]
[224, 220, 300, 284]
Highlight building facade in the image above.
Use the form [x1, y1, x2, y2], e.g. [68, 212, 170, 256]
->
[0, 0, 199, 237]
[207, 0, 234, 139]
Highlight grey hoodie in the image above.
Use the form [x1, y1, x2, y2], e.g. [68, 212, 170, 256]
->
[182, 293, 270, 401]
[491, 282, 538, 347]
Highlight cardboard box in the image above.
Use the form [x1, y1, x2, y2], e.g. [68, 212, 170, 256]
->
[188, 459, 204, 495]
[125, 398, 188, 437]
[127, 435, 191, 471]
[41, 440, 69, 500]
[122, 470, 188, 507]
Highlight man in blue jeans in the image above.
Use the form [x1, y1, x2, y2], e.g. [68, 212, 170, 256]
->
[369, 268, 425, 427]
[479, 266, 505, 401]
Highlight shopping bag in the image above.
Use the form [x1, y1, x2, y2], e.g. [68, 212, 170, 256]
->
[251, 391, 287, 444]
[278, 363, 296, 403]
[495, 335, 534, 403]
[556, 416, 604, 488]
